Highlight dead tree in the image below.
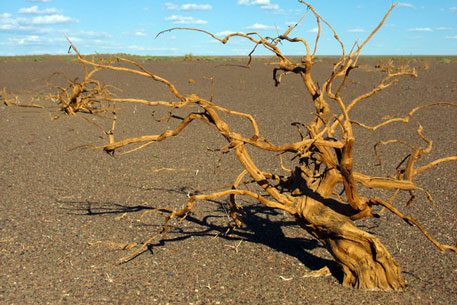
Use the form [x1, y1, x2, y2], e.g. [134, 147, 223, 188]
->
[61, 1, 456, 290]
[46, 43, 118, 116]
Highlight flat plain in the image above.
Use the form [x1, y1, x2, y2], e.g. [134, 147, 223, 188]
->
[1, 56, 456, 304]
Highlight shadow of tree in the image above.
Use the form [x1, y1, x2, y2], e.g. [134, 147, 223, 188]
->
[58, 192, 343, 283]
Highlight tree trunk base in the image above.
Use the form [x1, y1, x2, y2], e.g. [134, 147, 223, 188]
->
[294, 196, 406, 290]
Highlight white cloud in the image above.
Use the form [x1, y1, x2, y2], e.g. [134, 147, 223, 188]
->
[18, 6, 62, 14]
[449, 6, 457, 13]
[14, 35, 41, 45]
[261, 4, 279, 10]
[181, 4, 212, 11]
[24, 15, 75, 25]
[166, 3, 212, 11]
[408, 27, 433, 32]
[135, 31, 147, 36]
[251, 0, 270, 4]
[445, 35, 457, 39]
[0, 16, 20, 31]
[0, 24, 13, 30]
[0, 12, 76, 30]
[436, 27, 453, 31]
[216, 30, 235, 36]
[165, 2, 178, 10]
[238, 0, 279, 10]
[73, 30, 112, 39]
[26, 0, 51, 2]
[347, 28, 367, 33]
[0, 23, 52, 33]
[397, 3, 415, 9]
[245, 23, 276, 30]
[307, 27, 318, 33]
[165, 15, 207, 25]
[59, 36, 82, 43]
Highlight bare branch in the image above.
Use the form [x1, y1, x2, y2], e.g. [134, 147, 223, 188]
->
[351, 102, 457, 130]
[372, 197, 457, 252]
[43, 2, 456, 290]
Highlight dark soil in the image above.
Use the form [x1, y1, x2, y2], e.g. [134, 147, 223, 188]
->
[1, 57, 456, 304]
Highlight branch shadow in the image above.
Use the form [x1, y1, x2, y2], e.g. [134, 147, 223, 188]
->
[58, 199, 155, 216]
[57, 195, 343, 283]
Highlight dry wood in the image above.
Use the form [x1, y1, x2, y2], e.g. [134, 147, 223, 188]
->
[46, 41, 119, 116]
[54, 1, 456, 290]
[1, 87, 45, 108]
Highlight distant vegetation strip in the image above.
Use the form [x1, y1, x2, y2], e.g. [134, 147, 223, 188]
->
[0, 53, 455, 64]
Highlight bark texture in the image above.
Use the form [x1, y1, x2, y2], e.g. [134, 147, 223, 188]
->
[294, 196, 405, 290]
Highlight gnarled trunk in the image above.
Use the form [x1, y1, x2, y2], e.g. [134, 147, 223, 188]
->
[294, 196, 406, 290]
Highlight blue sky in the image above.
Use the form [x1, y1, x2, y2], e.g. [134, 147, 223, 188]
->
[0, 0, 456, 56]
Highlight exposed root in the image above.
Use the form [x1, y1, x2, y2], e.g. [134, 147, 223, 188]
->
[303, 266, 331, 278]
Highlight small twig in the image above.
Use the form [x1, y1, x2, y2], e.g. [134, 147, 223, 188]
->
[151, 167, 189, 173]
[224, 239, 243, 253]
[88, 241, 137, 250]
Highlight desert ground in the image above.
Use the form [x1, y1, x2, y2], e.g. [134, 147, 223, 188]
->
[0, 56, 456, 304]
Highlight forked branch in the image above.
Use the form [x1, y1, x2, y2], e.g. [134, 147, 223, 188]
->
[56, 1, 456, 290]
